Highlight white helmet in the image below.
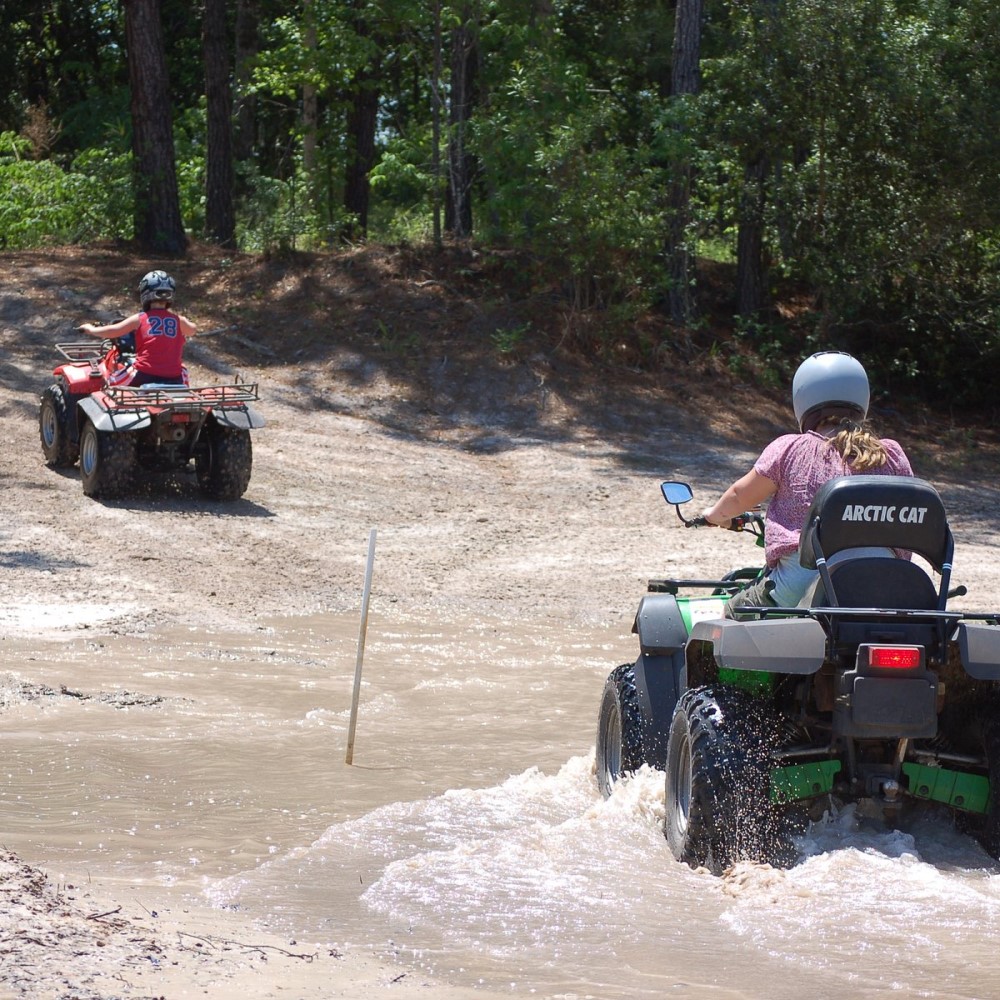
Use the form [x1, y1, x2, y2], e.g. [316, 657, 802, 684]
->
[138, 269, 176, 309]
[792, 351, 870, 432]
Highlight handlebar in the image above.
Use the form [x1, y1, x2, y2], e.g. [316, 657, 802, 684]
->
[685, 511, 763, 533]
[662, 481, 765, 540]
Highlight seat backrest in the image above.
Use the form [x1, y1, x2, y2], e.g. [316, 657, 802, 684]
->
[799, 475, 952, 571]
[805, 556, 940, 610]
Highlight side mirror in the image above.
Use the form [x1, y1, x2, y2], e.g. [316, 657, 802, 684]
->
[661, 481, 694, 506]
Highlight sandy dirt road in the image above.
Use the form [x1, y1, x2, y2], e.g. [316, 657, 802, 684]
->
[4, 249, 1000, 997]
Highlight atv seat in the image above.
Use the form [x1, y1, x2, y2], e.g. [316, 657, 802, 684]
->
[803, 553, 940, 610]
[798, 475, 953, 611]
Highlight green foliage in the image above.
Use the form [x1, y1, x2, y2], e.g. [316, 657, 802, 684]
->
[235, 165, 311, 253]
[231, 159, 356, 252]
[368, 129, 436, 234]
[473, 45, 666, 312]
[492, 321, 531, 356]
[1, 0, 998, 411]
[731, 316, 796, 389]
[0, 132, 129, 246]
[70, 145, 133, 241]
[173, 105, 209, 237]
[698, 0, 1000, 407]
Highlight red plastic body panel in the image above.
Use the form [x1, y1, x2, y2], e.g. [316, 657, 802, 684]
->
[56, 363, 105, 395]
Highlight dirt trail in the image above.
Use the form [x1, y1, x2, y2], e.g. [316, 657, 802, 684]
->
[3, 248, 1000, 997]
[0, 249, 771, 638]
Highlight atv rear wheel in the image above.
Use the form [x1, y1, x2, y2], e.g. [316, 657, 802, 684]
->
[596, 663, 644, 798]
[664, 686, 789, 873]
[79, 419, 136, 499]
[196, 422, 252, 500]
[39, 384, 78, 467]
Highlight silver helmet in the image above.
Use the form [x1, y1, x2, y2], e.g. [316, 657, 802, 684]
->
[792, 351, 870, 432]
[138, 269, 176, 309]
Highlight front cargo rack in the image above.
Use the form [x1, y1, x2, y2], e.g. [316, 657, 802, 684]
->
[56, 341, 106, 362]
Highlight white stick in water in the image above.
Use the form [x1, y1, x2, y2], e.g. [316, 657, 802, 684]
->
[345, 528, 377, 765]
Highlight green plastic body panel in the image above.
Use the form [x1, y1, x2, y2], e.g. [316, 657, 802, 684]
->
[902, 763, 991, 815]
[719, 667, 773, 694]
[771, 760, 842, 803]
[677, 596, 727, 634]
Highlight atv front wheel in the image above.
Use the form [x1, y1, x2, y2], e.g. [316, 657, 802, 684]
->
[79, 420, 136, 499]
[664, 686, 789, 873]
[39, 384, 78, 467]
[196, 422, 252, 500]
[596, 663, 644, 798]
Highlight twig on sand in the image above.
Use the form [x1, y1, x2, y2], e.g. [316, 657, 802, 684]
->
[86, 906, 122, 920]
[177, 931, 318, 962]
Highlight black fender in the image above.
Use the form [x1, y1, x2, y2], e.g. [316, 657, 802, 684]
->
[212, 404, 266, 430]
[956, 622, 1000, 681]
[77, 395, 152, 433]
[53, 377, 83, 445]
[632, 594, 689, 768]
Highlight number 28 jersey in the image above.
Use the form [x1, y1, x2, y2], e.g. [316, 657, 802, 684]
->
[135, 308, 187, 377]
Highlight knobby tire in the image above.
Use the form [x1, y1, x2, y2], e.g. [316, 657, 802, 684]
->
[595, 663, 644, 798]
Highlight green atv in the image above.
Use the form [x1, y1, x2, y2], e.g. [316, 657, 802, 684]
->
[596, 475, 1000, 873]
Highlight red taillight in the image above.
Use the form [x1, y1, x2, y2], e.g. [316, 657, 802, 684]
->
[869, 646, 921, 669]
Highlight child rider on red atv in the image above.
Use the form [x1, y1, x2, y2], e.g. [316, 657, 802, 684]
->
[79, 270, 198, 387]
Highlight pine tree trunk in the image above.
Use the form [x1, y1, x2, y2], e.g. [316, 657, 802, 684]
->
[302, 0, 319, 217]
[431, 0, 443, 246]
[736, 157, 767, 319]
[445, 8, 479, 237]
[124, 0, 185, 254]
[203, 0, 235, 248]
[233, 0, 260, 164]
[344, 72, 379, 238]
[338, 4, 381, 241]
[665, 0, 703, 326]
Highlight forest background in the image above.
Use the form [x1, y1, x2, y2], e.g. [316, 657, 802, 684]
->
[1, 0, 998, 418]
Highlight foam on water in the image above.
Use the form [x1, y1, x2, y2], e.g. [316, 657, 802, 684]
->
[210, 759, 739, 997]
[210, 757, 1000, 999]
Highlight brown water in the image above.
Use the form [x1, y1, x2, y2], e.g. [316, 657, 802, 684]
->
[4, 608, 1000, 999]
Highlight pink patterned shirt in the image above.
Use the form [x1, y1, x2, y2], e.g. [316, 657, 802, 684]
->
[754, 431, 912, 566]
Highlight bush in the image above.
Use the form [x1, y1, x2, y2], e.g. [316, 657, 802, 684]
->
[0, 129, 137, 246]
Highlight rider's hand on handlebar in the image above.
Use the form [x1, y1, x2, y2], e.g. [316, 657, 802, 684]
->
[700, 508, 759, 532]
[700, 508, 733, 530]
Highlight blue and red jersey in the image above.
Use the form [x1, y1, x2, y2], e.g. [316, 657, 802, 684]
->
[134, 308, 187, 377]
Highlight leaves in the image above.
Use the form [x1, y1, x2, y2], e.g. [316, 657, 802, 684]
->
[0, 0, 997, 406]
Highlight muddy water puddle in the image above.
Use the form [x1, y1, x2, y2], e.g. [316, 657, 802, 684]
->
[4, 609, 1000, 999]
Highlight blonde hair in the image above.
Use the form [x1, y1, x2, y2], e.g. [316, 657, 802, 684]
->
[822, 418, 889, 471]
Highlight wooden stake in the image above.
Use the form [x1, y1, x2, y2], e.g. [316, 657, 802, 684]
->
[345, 528, 377, 765]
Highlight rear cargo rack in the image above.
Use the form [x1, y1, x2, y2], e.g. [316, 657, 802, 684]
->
[758, 607, 964, 622]
[105, 383, 260, 412]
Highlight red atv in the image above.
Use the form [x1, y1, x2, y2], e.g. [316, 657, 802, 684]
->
[39, 341, 265, 501]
